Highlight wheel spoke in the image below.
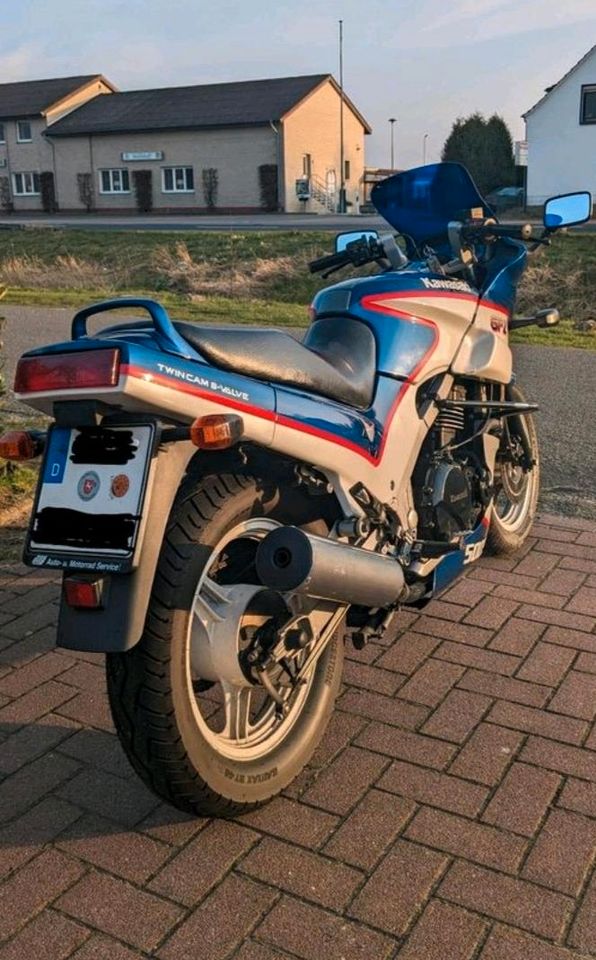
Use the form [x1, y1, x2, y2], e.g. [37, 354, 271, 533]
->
[221, 682, 252, 741]
[194, 576, 233, 627]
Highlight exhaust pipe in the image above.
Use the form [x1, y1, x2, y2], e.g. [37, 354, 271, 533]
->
[256, 526, 405, 608]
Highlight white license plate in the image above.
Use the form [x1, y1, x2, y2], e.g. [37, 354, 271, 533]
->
[26, 423, 154, 572]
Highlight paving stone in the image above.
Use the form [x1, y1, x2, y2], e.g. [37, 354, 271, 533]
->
[56, 812, 172, 883]
[568, 872, 596, 954]
[376, 631, 440, 674]
[481, 924, 592, 960]
[0, 680, 76, 727]
[422, 689, 492, 743]
[435, 641, 521, 676]
[0, 751, 80, 825]
[541, 625, 596, 654]
[0, 795, 83, 880]
[56, 727, 135, 779]
[56, 767, 159, 827]
[323, 789, 415, 869]
[349, 839, 448, 936]
[149, 819, 259, 906]
[0, 848, 85, 941]
[413, 616, 494, 648]
[240, 836, 362, 910]
[238, 796, 338, 849]
[397, 659, 466, 708]
[439, 861, 573, 940]
[56, 689, 114, 731]
[0, 712, 79, 776]
[449, 723, 522, 785]
[420, 598, 468, 622]
[576, 651, 596, 674]
[308, 710, 365, 769]
[440, 577, 494, 607]
[516, 642, 577, 687]
[516, 603, 595, 633]
[356, 722, 457, 770]
[482, 762, 560, 836]
[405, 806, 527, 872]
[257, 896, 395, 960]
[69, 934, 145, 960]
[377, 759, 488, 817]
[464, 597, 520, 630]
[548, 671, 596, 720]
[57, 871, 183, 953]
[558, 777, 596, 818]
[539, 569, 588, 597]
[565, 586, 596, 617]
[342, 659, 403, 695]
[458, 668, 550, 707]
[489, 618, 546, 656]
[0, 909, 89, 960]
[302, 745, 388, 814]
[0, 651, 73, 698]
[521, 736, 596, 781]
[522, 808, 596, 895]
[487, 701, 588, 745]
[340, 687, 429, 730]
[397, 899, 487, 960]
[137, 803, 208, 847]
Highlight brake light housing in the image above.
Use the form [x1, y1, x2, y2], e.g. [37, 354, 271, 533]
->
[14, 349, 121, 394]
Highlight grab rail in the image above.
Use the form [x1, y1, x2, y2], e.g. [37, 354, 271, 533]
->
[71, 297, 193, 357]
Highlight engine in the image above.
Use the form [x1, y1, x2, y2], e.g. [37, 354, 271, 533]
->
[414, 384, 486, 542]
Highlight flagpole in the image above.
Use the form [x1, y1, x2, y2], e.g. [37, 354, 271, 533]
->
[339, 19, 346, 213]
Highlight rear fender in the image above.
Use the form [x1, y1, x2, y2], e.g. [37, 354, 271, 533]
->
[57, 440, 195, 653]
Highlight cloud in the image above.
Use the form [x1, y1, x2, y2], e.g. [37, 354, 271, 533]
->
[415, 0, 596, 45]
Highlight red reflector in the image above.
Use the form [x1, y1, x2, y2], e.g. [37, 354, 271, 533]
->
[15, 349, 120, 394]
[190, 414, 243, 449]
[63, 578, 104, 609]
[0, 430, 36, 461]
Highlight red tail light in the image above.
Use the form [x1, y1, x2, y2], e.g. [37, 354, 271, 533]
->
[14, 349, 120, 394]
[63, 577, 105, 609]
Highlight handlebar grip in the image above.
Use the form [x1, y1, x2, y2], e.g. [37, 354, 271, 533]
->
[308, 251, 350, 274]
[463, 222, 533, 242]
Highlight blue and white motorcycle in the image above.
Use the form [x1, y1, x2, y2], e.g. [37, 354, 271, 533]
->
[5, 163, 591, 815]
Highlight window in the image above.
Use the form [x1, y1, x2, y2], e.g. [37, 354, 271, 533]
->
[16, 120, 32, 142]
[13, 172, 40, 195]
[162, 166, 194, 193]
[99, 169, 130, 193]
[302, 154, 312, 177]
[0, 124, 4, 144]
[580, 85, 596, 124]
[344, 160, 351, 181]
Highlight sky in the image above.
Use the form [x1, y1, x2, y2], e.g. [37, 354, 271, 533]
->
[2, 0, 596, 169]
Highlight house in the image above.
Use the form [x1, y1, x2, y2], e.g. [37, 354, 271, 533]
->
[0, 75, 116, 210]
[0, 73, 370, 214]
[524, 44, 596, 207]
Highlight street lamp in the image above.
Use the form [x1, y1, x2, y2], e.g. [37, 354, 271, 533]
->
[389, 118, 397, 171]
[423, 133, 429, 165]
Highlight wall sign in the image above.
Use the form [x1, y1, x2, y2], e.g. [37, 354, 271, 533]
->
[121, 151, 164, 161]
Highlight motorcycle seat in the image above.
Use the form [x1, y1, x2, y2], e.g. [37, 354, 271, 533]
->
[173, 316, 376, 409]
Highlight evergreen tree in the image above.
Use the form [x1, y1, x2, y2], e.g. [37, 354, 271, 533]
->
[442, 113, 515, 195]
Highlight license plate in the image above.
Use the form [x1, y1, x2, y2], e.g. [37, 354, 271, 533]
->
[25, 423, 155, 573]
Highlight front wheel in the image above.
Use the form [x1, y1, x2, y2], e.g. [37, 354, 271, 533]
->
[487, 384, 540, 555]
[106, 473, 344, 818]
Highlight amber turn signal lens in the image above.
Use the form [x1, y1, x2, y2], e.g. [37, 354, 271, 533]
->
[0, 430, 38, 461]
[189, 414, 243, 449]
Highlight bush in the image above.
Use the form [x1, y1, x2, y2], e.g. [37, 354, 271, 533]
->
[0, 177, 13, 214]
[202, 168, 218, 210]
[132, 170, 153, 213]
[77, 172, 95, 212]
[40, 171, 58, 214]
[258, 164, 278, 212]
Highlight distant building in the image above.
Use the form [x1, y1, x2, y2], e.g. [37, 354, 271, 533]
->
[0, 73, 371, 214]
[524, 44, 596, 206]
[0, 75, 116, 210]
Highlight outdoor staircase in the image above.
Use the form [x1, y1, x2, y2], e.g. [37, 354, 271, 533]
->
[309, 175, 337, 213]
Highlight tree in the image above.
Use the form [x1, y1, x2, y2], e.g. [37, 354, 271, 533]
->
[442, 113, 515, 195]
[201, 168, 218, 210]
[77, 173, 95, 212]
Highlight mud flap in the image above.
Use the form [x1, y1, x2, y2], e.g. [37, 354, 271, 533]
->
[57, 440, 196, 653]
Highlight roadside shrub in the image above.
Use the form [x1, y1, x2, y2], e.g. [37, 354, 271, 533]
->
[202, 168, 218, 210]
[77, 172, 95, 212]
[40, 171, 58, 214]
[132, 170, 153, 213]
[258, 164, 278, 212]
[0, 177, 13, 214]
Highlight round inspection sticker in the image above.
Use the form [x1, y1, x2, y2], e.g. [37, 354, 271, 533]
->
[78, 471, 100, 501]
[111, 474, 130, 498]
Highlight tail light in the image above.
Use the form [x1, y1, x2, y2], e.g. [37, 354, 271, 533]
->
[63, 577, 106, 609]
[190, 414, 243, 449]
[0, 430, 45, 461]
[15, 349, 120, 394]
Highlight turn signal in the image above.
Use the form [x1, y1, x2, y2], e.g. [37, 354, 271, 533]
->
[0, 430, 44, 461]
[189, 414, 243, 450]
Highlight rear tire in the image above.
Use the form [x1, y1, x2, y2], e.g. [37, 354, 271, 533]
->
[106, 473, 343, 818]
[487, 384, 540, 555]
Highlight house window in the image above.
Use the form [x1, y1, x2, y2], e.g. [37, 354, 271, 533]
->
[580, 85, 596, 124]
[12, 172, 40, 195]
[0, 124, 5, 144]
[16, 120, 32, 142]
[99, 169, 130, 193]
[162, 167, 194, 193]
[344, 160, 351, 181]
[302, 154, 312, 178]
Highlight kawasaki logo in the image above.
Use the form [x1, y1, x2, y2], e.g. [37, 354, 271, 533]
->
[422, 278, 473, 292]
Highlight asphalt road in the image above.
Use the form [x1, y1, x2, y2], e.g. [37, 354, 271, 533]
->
[2, 304, 595, 517]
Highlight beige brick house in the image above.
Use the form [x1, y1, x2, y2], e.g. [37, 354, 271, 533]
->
[0, 73, 371, 214]
[0, 75, 115, 211]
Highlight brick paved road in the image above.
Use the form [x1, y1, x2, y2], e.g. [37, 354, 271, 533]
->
[1, 512, 596, 959]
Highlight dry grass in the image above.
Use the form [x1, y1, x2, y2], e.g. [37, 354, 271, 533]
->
[0, 252, 140, 292]
[517, 262, 595, 328]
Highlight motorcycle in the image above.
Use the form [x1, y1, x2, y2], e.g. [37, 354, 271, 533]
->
[2, 163, 591, 816]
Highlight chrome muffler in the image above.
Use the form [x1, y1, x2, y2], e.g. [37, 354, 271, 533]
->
[255, 526, 405, 608]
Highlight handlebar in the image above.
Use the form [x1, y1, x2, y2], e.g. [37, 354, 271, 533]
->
[462, 222, 534, 242]
[308, 250, 352, 274]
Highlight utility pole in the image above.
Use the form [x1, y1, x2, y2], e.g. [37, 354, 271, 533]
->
[423, 133, 429, 165]
[389, 118, 396, 171]
[338, 19, 346, 213]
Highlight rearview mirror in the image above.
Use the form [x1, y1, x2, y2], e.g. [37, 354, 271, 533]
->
[335, 230, 379, 253]
[543, 192, 592, 229]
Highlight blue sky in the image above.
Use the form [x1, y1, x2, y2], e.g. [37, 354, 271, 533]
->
[2, 0, 595, 168]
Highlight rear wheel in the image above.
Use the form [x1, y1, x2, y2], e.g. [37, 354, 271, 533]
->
[487, 384, 540, 555]
[106, 473, 344, 817]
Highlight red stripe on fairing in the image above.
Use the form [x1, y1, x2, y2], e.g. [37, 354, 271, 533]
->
[481, 515, 490, 528]
[360, 290, 509, 318]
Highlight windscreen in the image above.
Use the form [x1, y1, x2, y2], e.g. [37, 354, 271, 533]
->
[371, 162, 491, 250]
